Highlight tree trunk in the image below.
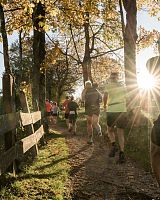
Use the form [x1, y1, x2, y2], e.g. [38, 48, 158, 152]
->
[0, 4, 16, 174]
[82, 12, 92, 85]
[32, 2, 46, 113]
[57, 92, 62, 106]
[122, 0, 139, 109]
[18, 30, 23, 86]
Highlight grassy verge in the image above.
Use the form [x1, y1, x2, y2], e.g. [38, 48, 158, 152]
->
[125, 125, 151, 171]
[0, 130, 71, 200]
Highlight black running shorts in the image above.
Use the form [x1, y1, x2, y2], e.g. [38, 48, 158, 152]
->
[107, 112, 127, 129]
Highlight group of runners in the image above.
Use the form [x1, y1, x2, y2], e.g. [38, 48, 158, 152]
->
[45, 99, 60, 125]
[82, 72, 127, 164]
[60, 71, 127, 164]
[45, 71, 127, 164]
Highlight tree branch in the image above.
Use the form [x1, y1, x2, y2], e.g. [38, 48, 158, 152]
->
[91, 47, 123, 59]
[45, 32, 57, 45]
[119, 0, 125, 40]
[69, 24, 81, 63]
[4, 7, 23, 12]
[90, 23, 104, 53]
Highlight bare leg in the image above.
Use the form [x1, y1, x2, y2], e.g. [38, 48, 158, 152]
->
[108, 126, 118, 157]
[93, 114, 102, 135]
[68, 122, 73, 132]
[87, 115, 93, 143]
[117, 128, 124, 152]
[108, 126, 116, 143]
[117, 127, 126, 163]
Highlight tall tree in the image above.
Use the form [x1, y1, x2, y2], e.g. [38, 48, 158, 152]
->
[0, 3, 16, 173]
[121, 0, 138, 109]
[32, 1, 46, 112]
[59, 0, 122, 84]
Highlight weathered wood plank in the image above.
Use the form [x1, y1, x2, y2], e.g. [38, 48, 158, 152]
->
[31, 111, 41, 124]
[20, 112, 32, 126]
[18, 125, 44, 154]
[0, 146, 16, 175]
[19, 134, 36, 154]
[35, 125, 44, 142]
[0, 112, 20, 136]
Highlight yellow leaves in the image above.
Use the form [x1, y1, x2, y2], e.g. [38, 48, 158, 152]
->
[20, 81, 30, 93]
[34, 0, 44, 3]
[0, 0, 7, 4]
[24, 3, 34, 15]
[29, 3, 35, 8]
[43, 24, 50, 31]
[137, 26, 160, 52]
[38, 21, 45, 27]
[50, 9, 58, 17]
[137, 0, 160, 18]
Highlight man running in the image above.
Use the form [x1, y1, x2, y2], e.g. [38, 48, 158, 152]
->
[68, 96, 79, 135]
[82, 81, 102, 144]
[103, 72, 127, 164]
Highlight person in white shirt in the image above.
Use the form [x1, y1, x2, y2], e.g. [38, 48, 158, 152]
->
[103, 72, 127, 163]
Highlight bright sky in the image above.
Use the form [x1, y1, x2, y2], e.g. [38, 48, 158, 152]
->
[136, 11, 160, 88]
[0, 10, 160, 92]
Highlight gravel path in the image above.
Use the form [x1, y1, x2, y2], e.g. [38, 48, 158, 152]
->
[62, 130, 160, 200]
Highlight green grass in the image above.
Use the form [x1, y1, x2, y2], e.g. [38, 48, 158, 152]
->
[0, 130, 71, 200]
[125, 125, 151, 171]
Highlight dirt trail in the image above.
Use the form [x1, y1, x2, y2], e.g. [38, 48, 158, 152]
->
[60, 128, 160, 200]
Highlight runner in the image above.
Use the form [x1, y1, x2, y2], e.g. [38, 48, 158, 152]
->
[45, 99, 52, 124]
[103, 72, 127, 164]
[82, 80, 102, 144]
[68, 96, 79, 135]
[50, 101, 59, 125]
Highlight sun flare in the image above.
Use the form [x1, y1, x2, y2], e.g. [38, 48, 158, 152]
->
[138, 73, 155, 90]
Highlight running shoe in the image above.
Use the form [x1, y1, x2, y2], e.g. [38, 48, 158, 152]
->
[108, 145, 118, 157]
[98, 131, 102, 137]
[117, 151, 126, 164]
[87, 136, 93, 145]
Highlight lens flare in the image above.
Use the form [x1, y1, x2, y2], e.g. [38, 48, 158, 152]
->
[138, 73, 155, 90]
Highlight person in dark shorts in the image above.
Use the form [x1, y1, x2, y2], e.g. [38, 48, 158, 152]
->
[103, 72, 127, 163]
[68, 96, 79, 135]
[82, 81, 102, 144]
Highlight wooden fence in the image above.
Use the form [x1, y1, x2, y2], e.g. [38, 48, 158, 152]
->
[0, 111, 45, 175]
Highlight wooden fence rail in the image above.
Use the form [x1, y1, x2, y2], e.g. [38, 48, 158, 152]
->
[0, 111, 45, 175]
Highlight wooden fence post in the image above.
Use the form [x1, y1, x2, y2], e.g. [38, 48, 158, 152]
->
[19, 91, 38, 156]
